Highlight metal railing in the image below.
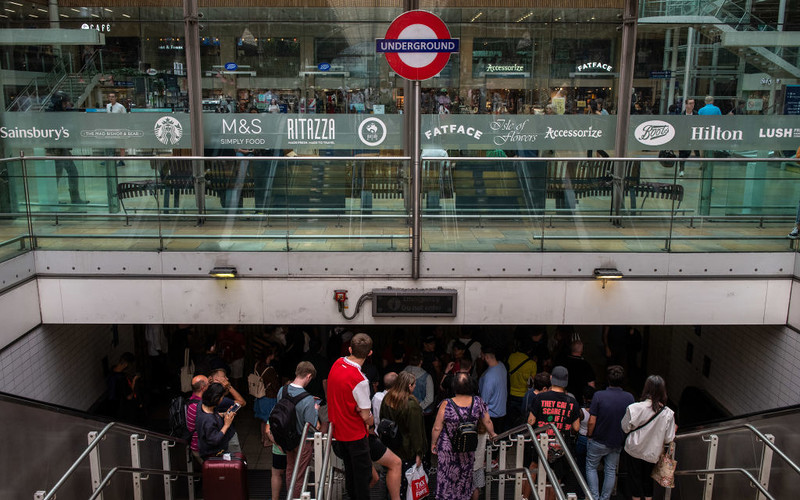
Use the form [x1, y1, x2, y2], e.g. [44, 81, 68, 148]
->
[34, 420, 196, 500]
[490, 423, 594, 500]
[287, 423, 336, 500]
[671, 422, 800, 500]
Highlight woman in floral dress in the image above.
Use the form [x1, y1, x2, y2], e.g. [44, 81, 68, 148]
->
[431, 372, 496, 500]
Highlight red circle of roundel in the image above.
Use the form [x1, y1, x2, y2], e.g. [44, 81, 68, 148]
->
[384, 10, 453, 81]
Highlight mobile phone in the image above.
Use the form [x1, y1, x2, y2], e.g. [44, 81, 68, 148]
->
[229, 403, 241, 413]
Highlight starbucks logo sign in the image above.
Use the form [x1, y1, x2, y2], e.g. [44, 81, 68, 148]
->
[154, 116, 183, 145]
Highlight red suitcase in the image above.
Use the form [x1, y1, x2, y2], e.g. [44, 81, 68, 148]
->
[202, 452, 249, 500]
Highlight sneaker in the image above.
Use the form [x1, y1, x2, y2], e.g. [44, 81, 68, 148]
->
[117, 160, 126, 167]
[789, 228, 799, 239]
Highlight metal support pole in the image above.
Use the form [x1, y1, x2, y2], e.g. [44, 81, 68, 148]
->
[702, 434, 719, 499]
[498, 440, 508, 499]
[161, 440, 173, 500]
[513, 433, 525, 500]
[183, 0, 206, 217]
[411, 80, 421, 279]
[682, 27, 694, 108]
[612, 0, 638, 221]
[537, 433, 549, 500]
[130, 434, 143, 500]
[186, 446, 195, 500]
[757, 434, 775, 500]
[88, 431, 103, 500]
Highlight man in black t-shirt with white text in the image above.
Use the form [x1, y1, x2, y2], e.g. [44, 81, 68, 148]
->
[528, 366, 582, 494]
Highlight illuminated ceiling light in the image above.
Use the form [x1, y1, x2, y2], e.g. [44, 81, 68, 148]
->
[0, 13, 7, 18]
[104, 8, 113, 12]
[8, 0, 22, 5]
[91, 13, 99, 18]
[59, 13, 67, 17]
[4, 8, 15, 12]
[36, 8, 47, 12]
[122, 13, 130, 18]
[28, 13, 37, 17]
[209, 266, 237, 278]
[470, 11, 483, 22]
[70, 7, 80, 12]
[594, 268, 623, 288]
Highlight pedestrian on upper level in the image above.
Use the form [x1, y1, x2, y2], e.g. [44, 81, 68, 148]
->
[697, 95, 722, 115]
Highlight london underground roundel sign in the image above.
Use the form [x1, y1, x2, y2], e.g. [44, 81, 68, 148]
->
[376, 10, 459, 81]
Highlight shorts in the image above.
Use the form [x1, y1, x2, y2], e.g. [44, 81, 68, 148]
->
[368, 434, 387, 461]
[273, 450, 287, 470]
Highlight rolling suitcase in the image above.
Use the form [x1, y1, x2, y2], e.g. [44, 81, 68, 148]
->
[202, 452, 248, 500]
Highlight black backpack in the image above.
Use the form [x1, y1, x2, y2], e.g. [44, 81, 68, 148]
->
[449, 398, 478, 453]
[168, 396, 195, 441]
[269, 385, 312, 452]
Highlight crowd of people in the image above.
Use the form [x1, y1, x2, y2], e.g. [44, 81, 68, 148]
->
[102, 324, 673, 500]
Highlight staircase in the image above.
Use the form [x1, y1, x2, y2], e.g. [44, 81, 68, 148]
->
[640, 0, 800, 79]
[6, 50, 102, 111]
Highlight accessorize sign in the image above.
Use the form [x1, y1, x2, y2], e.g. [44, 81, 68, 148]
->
[0, 112, 190, 148]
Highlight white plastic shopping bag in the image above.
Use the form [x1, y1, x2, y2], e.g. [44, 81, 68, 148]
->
[405, 464, 429, 500]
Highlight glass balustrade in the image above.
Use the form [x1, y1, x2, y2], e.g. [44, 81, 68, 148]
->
[1, 153, 795, 262]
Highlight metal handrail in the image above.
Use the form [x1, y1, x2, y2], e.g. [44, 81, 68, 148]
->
[485, 467, 538, 500]
[287, 423, 315, 500]
[674, 468, 774, 500]
[87, 466, 199, 500]
[39, 421, 188, 500]
[675, 423, 800, 477]
[491, 423, 595, 500]
[318, 423, 335, 500]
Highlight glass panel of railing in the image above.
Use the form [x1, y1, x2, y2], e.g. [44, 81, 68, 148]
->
[153, 156, 411, 252]
[421, 156, 542, 252]
[667, 155, 795, 252]
[24, 152, 164, 252]
[0, 158, 32, 261]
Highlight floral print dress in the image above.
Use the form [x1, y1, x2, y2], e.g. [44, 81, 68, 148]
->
[435, 396, 488, 500]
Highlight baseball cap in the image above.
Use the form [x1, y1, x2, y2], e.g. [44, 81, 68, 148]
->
[551, 366, 569, 387]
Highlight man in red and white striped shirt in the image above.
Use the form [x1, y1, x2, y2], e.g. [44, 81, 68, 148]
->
[186, 374, 208, 463]
[328, 333, 374, 500]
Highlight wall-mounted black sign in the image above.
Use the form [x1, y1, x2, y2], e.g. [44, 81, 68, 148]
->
[372, 288, 457, 317]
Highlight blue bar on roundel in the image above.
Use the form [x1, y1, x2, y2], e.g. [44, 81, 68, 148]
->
[375, 39, 460, 53]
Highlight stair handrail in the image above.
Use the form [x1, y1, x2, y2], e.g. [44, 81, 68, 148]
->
[318, 423, 335, 500]
[492, 423, 596, 500]
[675, 422, 800, 477]
[86, 466, 198, 500]
[39, 420, 189, 500]
[673, 467, 774, 500]
[287, 422, 315, 500]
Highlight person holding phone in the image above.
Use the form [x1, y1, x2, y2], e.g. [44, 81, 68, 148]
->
[196, 382, 240, 458]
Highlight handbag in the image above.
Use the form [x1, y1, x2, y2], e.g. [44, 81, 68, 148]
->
[658, 150, 677, 168]
[377, 418, 400, 449]
[405, 464, 429, 500]
[179, 348, 194, 393]
[651, 441, 677, 488]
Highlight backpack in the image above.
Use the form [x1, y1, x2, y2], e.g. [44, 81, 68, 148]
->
[168, 396, 195, 441]
[268, 385, 312, 452]
[449, 398, 478, 453]
[377, 418, 401, 451]
[248, 366, 269, 398]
